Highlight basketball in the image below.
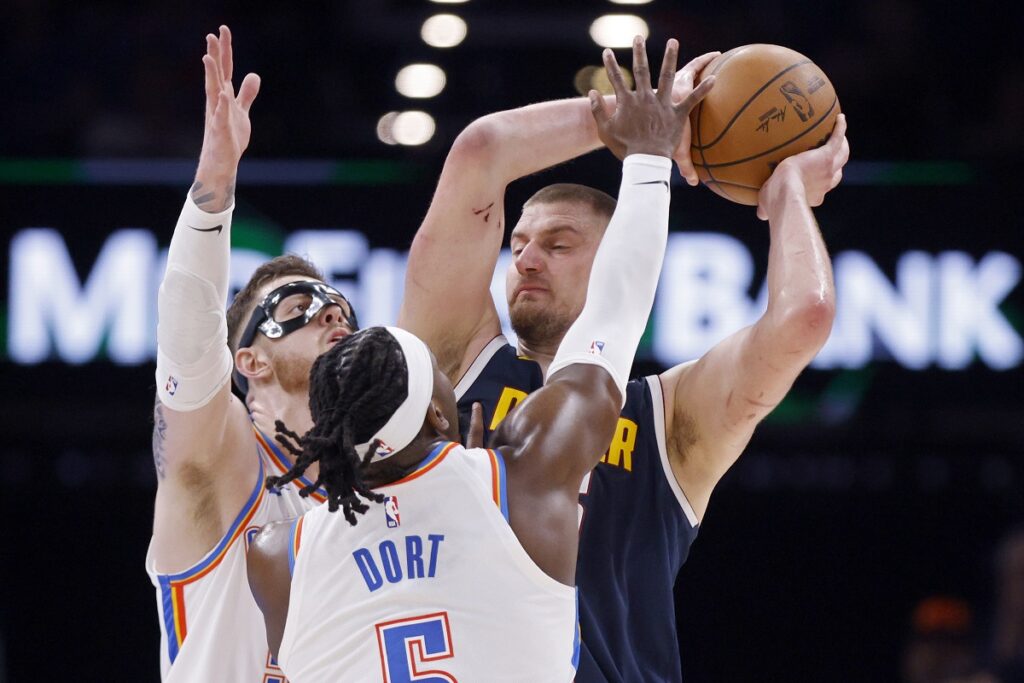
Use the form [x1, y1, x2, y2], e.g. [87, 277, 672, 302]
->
[689, 44, 840, 205]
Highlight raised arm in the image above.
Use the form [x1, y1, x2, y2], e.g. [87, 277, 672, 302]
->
[661, 114, 850, 520]
[151, 26, 263, 572]
[397, 52, 718, 381]
[492, 38, 714, 585]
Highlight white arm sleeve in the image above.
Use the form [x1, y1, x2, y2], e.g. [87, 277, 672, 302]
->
[155, 193, 235, 410]
[547, 154, 671, 405]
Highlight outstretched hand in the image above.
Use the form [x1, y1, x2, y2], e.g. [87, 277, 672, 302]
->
[197, 26, 261, 182]
[756, 114, 850, 220]
[590, 37, 715, 161]
[670, 51, 721, 185]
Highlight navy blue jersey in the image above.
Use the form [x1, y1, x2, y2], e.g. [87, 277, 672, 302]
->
[455, 337, 700, 683]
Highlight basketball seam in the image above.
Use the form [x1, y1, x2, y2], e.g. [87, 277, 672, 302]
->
[702, 179, 763, 190]
[691, 59, 813, 152]
[695, 86, 739, 203]
[696, 96, 838, 169]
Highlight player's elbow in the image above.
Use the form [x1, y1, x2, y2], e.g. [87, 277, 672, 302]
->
[447, 118, 500, 165]
[778, 294, 835, 350]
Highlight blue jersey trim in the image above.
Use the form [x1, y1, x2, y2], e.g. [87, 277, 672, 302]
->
[287, 517, 300, 576]
[158, 575, 179, 663]
[572, 587, 581, 671]
[418, 441, 451, 470]
[256, 427, 329, 499]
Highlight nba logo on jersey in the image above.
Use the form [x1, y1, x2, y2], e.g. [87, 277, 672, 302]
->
[384, 496, 400, 528]
[588, 340, 605, 355]
[165, 375, 178, 395]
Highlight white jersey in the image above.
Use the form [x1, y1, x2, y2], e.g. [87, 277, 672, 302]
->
[279, 441, 579, 683]
[146, 427, 325, 682]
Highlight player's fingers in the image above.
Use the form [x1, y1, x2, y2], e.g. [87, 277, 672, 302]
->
[466, 402, 485, 449]
[830, 169, 843, 189]
[602, 49, 629, 101]
[202, 54, 219, 116]
[828, 113, 847, 151]
[671, 69, 693, 105]
[238, 73, 261, 112]
[674, 75, 715, 116]
[836, 135, 850, 169]
[632, 35, 652, 94]
[589, 89, 609, 127]
[684, 51, 721, 78]
[674, 51, 719, 98]
[675, 154, 698, 186]
[756, 203, 768, 221]
[657, 39, 679, 102]
[220, 25, 233, 84]
[207, 32, 223, 86]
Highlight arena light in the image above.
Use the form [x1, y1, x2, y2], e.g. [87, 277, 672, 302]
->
[376, 112, 399, 145]
[589, 14, 649, 48]
[608, 0, 653, 4]
[573, 64, 634, 96]
[392, 111, 436, 146]
[395, 64, 447, 98]
[429, 0, 469, 3]
[421, 14, 467, 48]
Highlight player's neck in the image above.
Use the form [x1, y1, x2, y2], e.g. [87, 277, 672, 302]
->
[363, 435, 451, 488]
[248, 384, 314, 443]
[516, 337, 562, 378]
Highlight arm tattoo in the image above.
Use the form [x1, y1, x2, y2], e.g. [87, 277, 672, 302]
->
[190, 180, 235, 212]
[190, 181, 217, 208]
[153, 398, 168, 480]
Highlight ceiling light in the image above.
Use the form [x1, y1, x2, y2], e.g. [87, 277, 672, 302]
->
[395, 64, 447, 98]
[589, 14, 649, 48]
[421, 14, 467, 48]
[392, 111, 436, 146]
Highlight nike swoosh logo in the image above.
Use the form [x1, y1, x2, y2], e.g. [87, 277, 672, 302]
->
[188, 224, 224, 234]
[635, 180, 669, 189]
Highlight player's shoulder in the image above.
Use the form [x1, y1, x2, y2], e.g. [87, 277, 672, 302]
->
[251, 517, 296, 555]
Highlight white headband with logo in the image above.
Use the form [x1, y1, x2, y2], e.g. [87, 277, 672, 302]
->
[354, 326, 435, 463]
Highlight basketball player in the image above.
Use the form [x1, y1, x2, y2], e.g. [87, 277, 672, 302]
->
[397, 35, 850, 681]
[246, 39, 709, 681]
[146, 26, 367, 681]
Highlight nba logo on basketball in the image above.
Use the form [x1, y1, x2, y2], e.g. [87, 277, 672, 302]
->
[384, 496, 400, 528]
[165, 376, 178, 396]
[588, 340, 605, 355]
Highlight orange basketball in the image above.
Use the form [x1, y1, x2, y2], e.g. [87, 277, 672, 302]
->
[689, 44, 840, 205]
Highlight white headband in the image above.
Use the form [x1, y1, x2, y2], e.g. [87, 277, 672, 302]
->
[354, 327, 435, 463]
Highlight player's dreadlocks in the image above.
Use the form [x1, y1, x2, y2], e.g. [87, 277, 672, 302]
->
[266, 327, 410, 525]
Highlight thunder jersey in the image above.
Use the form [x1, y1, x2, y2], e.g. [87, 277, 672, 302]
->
[146, 427, 327, 683]
[278, 442, 579, 683]
[456, 336, 700, 683]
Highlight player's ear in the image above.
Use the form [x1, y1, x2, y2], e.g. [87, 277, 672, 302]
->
[426, 399, 450, 433]
[235, 345, 271, 383]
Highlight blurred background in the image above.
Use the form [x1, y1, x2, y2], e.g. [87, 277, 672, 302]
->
[1, 0, 1022, 681]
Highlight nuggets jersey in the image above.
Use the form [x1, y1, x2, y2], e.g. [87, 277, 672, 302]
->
[278, 442, 579, 683]
[146, 427, 326, 682]
[456, 336, 700, 683]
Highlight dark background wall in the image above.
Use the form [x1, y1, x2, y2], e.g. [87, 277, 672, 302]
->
[1, 1, 1022, 681]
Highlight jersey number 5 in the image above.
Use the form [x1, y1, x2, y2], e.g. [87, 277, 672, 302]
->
[376, 611, 457, 683]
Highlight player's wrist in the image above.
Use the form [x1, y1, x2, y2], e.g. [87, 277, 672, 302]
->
[760, 167, 808, 213]
[623, 142, 674, 159]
